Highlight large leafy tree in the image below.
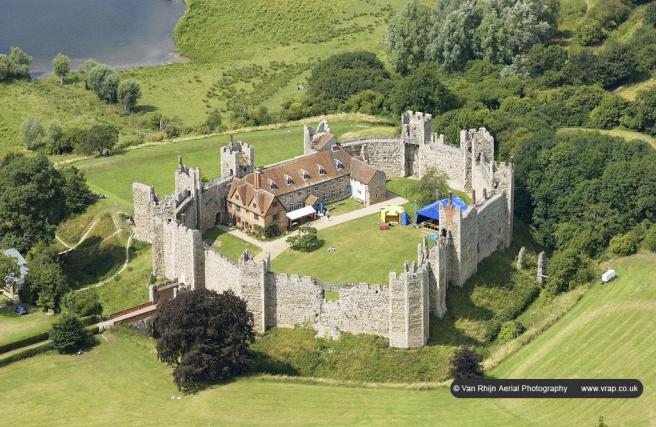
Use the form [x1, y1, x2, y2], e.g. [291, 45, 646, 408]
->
[75, 124, 118, 156]
[0, 154, 66, 251]
[384, 0, 432, 75]
[20, 116, 45, 150]
[25, 242, 69, 311]
[87, 64, 119, 103]
[117, 79, 142, 112]
[154, 289, 255, 390]
[0, 47, 31, 81]
[386, 65, 458, 116]
[52, 53, 70, 85]
[0, 154, 93, 252]
[411, 167, 449, 205]
[427, 0, 479, 72]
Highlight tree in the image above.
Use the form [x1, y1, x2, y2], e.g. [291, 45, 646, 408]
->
[60, 166, 95, 216]
[411, 167, 449, 205]
[117, 79, 142, 112]
[0, 47, 32, 81]
[384, 0, 432, 74]
[643, 226, 656, 252]
[427, 0, 478, 71]
[62, 288, 102, 317]
[306, 51, 392, 103]
[21, 116, 45, 150]
[154, 289, 255, 390]
[387, 65, 458, 116]
[87, 64, 118, 103]
[0, 254, 21, 295]
[26, 242, 69, 311]
[75, 124, 119, 155]
[450, 347, 484, 380]
[80, 59, 99, 89]
[52, 53, 70, 85]
[546, 247, 593, 295]
[0, 154, 67, 252]
[45, 120, 64, 153]
[609, 233, 638, 256]
[286, 226, 323, 252]
[50, 314, 89, 354]
[205, 108, 223, 132]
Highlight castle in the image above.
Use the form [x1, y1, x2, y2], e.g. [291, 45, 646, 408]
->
[132, 112, 514, 348]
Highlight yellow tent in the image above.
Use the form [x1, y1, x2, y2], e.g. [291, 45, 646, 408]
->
[380, 205, 406, 223]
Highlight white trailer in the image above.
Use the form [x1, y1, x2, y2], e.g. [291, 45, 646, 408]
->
[601, 269, 616, 283]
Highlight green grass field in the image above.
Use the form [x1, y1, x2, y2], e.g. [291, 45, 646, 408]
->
[0, 306, 54, 347]
[76, 117, 396, 212]
[203, 228, 262, 262]
[0, 253, 652, 425]
[558, 127, 656, 148]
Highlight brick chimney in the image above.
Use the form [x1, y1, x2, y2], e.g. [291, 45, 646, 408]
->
[254, 169, 262, 190]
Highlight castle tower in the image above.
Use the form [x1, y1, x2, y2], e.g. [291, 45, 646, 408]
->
[303, 124, 314, 155]
[388, 260, 430, 348]
[401, 111, 432, 145]
[221, 137, 255, 178]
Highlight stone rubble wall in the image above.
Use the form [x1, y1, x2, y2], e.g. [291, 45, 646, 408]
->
[417, 141, 465, 183]
[341, 139, 406, 177]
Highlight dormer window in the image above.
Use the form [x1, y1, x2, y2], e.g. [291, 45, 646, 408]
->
[317, 164, 326, 175]
[285, 174, 293, 185]
[335, 160, 344, 170]
[301, 169, 310, 180]
[269, 179, 277, 190]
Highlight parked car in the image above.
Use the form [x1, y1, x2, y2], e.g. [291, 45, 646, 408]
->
[14, 305, 28, 315]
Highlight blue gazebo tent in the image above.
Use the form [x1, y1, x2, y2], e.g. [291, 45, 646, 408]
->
[415, 196, 468, 225]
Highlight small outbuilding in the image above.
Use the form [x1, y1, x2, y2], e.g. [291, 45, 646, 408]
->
[2, 248, 29, 302]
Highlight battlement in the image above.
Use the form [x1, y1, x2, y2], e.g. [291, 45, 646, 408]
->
[221, 138, 255, 178]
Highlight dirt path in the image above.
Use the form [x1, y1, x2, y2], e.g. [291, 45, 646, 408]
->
[56, 212, 106, 254]
[68, 210, 135, 292]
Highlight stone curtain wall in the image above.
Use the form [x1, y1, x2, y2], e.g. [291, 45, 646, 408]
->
[418, 141, 465, 183]
[475, 192, 511, 263]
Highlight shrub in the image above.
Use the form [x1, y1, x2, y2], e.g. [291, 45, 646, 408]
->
[497, 320, 526, 343]
[286, 226, 322, 252]
[205, 108, 223, 132]
[21, 117, 45, 150]
[62, 289, 102, 317]
[386, 64, 458, 116]
[643, 226, 656, 252]
[609, 234, 638, 256]
[587, 0, 630, 29]
[341, 90, 386, 115]
[546, 247, 594, 295]
[49, 314, 89, 354]
[450, 347, 484, 380]
[588, 96, 631, 129]
[577, 20, 605, 46]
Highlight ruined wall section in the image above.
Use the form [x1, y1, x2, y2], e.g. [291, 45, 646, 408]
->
[426, 238, 448, 318]
[475, 192, 510, 262]
[341, 139, 406, 177]
[495, 161, 515, 248]
[199, 176, 232, 232]
[417, 139, 465, 183]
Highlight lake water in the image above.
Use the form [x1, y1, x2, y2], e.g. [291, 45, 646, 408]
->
[0, 0, 186, 77]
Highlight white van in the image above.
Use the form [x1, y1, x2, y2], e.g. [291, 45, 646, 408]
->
[601, 269, 616, 283]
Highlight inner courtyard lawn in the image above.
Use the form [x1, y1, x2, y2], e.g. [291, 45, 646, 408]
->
[76, 118, 396, 212]
[271, 212, 431, 285]
[203, 228, 262, 262]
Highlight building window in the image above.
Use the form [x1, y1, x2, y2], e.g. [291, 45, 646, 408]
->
[302, 169, 310, 180]
[318, 164, 326, 175]
[335, 160, 344, 170]
[339, 188, 343, 196]
[323, 192, 327, 199]
[331, 190, 336, 198]
[285, 175, 293, 185]
[273, 214, 279, 221]
[236, 206, 241, 212]
[254, 214, 260, 220]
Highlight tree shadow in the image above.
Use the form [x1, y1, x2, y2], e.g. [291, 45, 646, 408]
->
[134, 104, 158, 114]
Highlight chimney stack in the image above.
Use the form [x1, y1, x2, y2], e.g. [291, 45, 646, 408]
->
[254, 169, 262, 190]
